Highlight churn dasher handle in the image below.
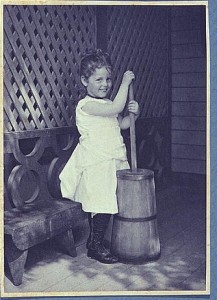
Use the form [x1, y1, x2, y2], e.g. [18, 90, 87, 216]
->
[129, 83, 137, 172]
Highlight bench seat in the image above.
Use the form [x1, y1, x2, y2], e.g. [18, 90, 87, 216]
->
[4, 198, 85, 286]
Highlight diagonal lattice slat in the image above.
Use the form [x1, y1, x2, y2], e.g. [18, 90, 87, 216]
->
[107, 6, 169, 118]
[4, 5, 96, 132]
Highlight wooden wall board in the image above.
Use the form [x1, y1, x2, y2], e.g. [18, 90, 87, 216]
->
[172, 58, 206, 73]
[172, 44, 205, 59]
[172, 116, 206, 131]
[172, 87, 206, 102]
[172, 102, 206, 117]
[171, 144, 206, 160]
[172, 130, 206, 146]
[171, 158, 206, 174]
[173, 74, 206, 90]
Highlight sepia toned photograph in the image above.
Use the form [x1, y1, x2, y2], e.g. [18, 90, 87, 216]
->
[1, 1, 210, 297]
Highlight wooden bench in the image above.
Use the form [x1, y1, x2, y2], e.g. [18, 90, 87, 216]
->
[4, 127, 85, 286]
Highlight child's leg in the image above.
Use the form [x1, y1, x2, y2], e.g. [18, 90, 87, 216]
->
[86, 213, 110, 249]
[86, 213, 92, 249]
[87, 213, 118, 264]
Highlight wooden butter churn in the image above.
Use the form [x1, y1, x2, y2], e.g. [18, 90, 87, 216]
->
[111, 83, 161, 263]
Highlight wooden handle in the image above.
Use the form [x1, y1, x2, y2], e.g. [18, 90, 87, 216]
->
[129, 83, 137, 172]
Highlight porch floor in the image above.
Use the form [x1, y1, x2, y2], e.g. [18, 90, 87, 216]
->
[4, 178, 207, 295]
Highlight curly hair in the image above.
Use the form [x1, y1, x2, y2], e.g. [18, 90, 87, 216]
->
[80, 49, 112, 79]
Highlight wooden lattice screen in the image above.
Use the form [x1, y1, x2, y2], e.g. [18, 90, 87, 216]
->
[4, 5, 169, 131]
[107, 6, 169, 118]
[4, 5, 96, 132]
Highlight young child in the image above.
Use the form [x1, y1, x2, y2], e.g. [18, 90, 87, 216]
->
[59, 49, 139, 264]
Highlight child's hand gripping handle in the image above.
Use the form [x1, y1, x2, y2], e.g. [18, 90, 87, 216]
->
[129, 83, 137, 172]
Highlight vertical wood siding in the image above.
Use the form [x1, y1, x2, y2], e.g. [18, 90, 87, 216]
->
[171, 6, 206, 174]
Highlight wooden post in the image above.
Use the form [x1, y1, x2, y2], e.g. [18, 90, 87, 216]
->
[128, 84, 137, 172]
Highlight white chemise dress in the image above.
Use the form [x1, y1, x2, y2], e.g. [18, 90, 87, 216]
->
[59, 96, 130, 214]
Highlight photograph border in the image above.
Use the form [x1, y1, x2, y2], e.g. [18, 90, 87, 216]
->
[1, 0, 216, 298]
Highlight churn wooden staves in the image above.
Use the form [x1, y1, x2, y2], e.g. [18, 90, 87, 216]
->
[111, 83, 161, 263]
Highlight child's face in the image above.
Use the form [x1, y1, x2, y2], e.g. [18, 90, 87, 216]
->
[82, 66, 112, 99]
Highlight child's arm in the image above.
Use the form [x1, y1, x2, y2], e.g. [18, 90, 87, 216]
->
[118, 100, 140, 130]
[82, 71, 135, 116]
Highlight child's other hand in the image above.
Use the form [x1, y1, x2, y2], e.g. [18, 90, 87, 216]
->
[128, 100, 139, 115]
[122, 70, 135, 86]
